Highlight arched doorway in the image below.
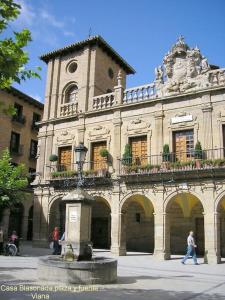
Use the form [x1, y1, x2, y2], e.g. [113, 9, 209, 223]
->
[27, 205, 33, 241]
[8, 202, 24, 237]
[91, 197, 111, 249]
[217, 197, 225, 258]
[166, 193, 204, 256]
[122, 194, 154, 253]
[49, 198, 66, 238]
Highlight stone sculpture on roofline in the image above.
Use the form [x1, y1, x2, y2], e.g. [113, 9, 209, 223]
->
[154, 35, 223, 97]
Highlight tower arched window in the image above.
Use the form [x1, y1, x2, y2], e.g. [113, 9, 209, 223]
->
[65, 85, 78, 103]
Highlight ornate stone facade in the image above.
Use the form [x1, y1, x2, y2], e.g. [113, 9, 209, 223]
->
[33, 36, 225, 264]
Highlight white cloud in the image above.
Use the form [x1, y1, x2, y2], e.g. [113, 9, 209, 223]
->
[15, 0, 36, 26]
[40, 10, 65, 29]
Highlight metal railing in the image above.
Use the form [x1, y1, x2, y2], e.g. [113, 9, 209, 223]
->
[119, 148, 225, 175]
[49, 161, 109, 179]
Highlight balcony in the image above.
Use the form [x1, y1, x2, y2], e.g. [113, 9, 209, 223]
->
[60, 102, 78, 117]
[12, 114, 26, 125]
[49, 161, 111, 187]
[123, 83, 156, 104]
[92, 92, 115, 110]
[118, 148, 225, 183]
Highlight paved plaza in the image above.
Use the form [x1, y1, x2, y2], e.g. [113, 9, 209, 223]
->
[0, 242, 225, 300]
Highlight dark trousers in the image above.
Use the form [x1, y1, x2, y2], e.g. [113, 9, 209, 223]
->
[0, 242, 3, 254]
[53, 240, 60, 255]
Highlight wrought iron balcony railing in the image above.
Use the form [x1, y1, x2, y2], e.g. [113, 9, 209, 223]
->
[118, 148, 225, 176]
[49, 161, 110, 180]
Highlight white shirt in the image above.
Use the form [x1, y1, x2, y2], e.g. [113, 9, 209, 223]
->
[187, 235, 195, 246]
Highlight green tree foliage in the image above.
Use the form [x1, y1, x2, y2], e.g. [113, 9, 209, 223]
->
[0, 0, 41, 89]
[0, 149, 28, 208]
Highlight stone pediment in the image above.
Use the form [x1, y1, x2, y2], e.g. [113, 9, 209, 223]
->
[154, 36, 224, 96]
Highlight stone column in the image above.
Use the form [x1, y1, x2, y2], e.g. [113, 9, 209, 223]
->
[114, 70, 124, 105]
[154, 211, 170, 260]
[112, 110, 122, 175]
[201, 96, 213, 151]
[21, 213, 29, 240]
[110, 187, 126, 255]
[204, 211, 220, 264]
[43, 59, 54, 121]
[49, 57, 61, 119]
[33, 188, 50, 248]
[152, 108, 164, 159]
[43, 126, 54, 180]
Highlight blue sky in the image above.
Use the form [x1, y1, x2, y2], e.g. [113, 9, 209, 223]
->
[8, 0, 225, 102]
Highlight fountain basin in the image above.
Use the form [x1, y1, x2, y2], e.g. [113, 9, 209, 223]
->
[38, 256, 117, 284]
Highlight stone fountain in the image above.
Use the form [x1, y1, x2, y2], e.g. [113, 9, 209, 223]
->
[38, 143, 117, 284]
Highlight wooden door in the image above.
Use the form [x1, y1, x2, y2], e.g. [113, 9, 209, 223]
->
[173, 130, 194, 162]
[130, 136, 147, 165]
[59, 146, 72, 170]
[91, 141, 107, 170]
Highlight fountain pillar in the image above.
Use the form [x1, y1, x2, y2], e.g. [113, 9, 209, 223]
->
[61, 188, 95, 260]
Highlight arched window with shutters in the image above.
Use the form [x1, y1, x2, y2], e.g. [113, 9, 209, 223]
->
[60, 83, 79, 117]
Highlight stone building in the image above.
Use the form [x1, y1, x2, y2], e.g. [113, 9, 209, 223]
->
[0, 87, 43, 240]
[33, 35, 225, 263]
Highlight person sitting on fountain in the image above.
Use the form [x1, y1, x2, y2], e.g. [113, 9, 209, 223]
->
[52, 227, 60, 255]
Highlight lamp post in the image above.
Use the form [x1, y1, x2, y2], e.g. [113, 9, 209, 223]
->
[74, 142, 88, 187]
[62, 142, 94, 260]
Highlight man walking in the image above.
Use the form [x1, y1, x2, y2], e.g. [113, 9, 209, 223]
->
[181, 231, 199, 265]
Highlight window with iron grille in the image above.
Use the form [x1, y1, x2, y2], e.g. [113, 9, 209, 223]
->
[30, 139, 38, 159]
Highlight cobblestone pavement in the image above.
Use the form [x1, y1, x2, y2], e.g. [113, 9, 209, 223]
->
[0, 242, 225, 300]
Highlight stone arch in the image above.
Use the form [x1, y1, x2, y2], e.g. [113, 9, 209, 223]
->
[164, 189, 205, 213]
[215, 192, 225, 258]
[215, 190, 225, 212]
[120, 191, 156, 215]
[61, 81, 78, 104]
[91, 196, 111, 249]
[48, 196, 65, 238]
[165, 191, 205, 256]
[120, 193, 155, 253]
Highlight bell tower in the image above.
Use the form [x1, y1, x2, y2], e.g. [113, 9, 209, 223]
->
[40, 36, 135, 120]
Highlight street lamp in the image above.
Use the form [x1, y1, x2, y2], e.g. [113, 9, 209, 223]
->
[74, 142, 88, 187]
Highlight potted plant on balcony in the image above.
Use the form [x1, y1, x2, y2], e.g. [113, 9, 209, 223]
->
[99, 148, 109, 159]
[49, 154, 58, 162]
[122, 144, 132, 174]
[162, 144, 170, 170]
[194, 141, 203, 168]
